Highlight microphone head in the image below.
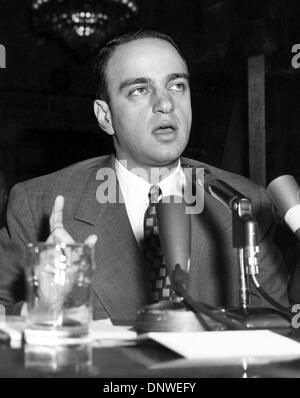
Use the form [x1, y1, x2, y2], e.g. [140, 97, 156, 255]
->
[156, 196, 191, 274]
[267, 175, 300, 217]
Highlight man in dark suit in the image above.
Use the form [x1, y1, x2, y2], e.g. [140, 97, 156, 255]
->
[0, 30, 289, 322]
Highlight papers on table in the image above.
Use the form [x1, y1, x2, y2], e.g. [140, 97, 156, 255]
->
[90, 322, 300, 365]
[146, 330, 300, 364]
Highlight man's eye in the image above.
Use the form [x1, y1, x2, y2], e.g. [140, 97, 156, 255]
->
[169, 83, 185, 91]
[130, 87, 148, 96]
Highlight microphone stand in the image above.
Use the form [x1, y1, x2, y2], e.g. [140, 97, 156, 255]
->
[203, 173, 258, 314]
[203, 173, 291, 328]
[231, 196, 258, 315]
[230, 196, 291, 328]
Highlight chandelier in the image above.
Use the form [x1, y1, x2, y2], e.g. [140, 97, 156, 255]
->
[30, 0, 138, 45]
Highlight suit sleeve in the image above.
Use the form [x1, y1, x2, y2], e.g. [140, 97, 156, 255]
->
[250, 186, 290, 307]
[0, 183, 37, 315]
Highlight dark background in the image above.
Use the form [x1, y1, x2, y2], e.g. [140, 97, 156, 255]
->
[1, 0, 300, 192]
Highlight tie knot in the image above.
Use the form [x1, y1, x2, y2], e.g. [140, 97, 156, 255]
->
[148, 185, 162, 204]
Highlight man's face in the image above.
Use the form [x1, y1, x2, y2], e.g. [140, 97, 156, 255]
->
[102, 38, 192, 169]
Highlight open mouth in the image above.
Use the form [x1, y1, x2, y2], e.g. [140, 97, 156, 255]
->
[152, 123, 177, 142]
[153, 123, 176, 135]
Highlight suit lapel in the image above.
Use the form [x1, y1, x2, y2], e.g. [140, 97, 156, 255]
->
[73, 154, 116, 226]
[72, 154, 150, 321]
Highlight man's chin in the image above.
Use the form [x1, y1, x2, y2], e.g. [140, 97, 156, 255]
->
[155, 145, 186, 163]
[147, 152, 182, 168]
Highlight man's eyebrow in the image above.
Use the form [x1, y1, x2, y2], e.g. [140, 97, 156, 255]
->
[119, 77, 151, 92]
[167, 72, 189, 82]
[118, 73, 189, 92]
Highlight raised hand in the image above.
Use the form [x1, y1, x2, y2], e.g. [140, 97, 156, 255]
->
[47, 195, 98, 246]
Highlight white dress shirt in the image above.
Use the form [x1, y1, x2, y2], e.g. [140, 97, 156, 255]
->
[115, 158, 186, 248]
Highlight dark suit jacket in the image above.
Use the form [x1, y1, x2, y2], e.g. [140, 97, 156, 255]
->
[0, 155, 289, 322]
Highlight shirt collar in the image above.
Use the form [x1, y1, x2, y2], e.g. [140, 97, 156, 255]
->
[115, 158, 185, 203]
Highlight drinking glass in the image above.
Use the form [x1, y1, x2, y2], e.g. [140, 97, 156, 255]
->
[25, 242, 94, 344]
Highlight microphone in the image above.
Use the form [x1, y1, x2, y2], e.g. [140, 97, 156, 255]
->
[156, 196, 191, 291]
[189, 169, 292, 326]
[267, 175, 300, 241]
[202, 170, 260, 278]
[203, 169, 248, 209]
[135, 195, 198, 332]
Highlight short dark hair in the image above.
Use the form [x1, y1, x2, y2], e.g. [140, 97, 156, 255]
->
[92, 29, 188, 102]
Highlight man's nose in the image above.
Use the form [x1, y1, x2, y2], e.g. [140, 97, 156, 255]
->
[153, 91, 175, 114]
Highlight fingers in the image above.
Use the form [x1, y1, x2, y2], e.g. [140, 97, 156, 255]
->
[48, 196, 98, 248]
[50, 195, 65, 233]
[48, 195, 74, 244]
[46, 227, 74, 244]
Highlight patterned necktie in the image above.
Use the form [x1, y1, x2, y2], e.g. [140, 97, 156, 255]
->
[143, 185, 173, 303]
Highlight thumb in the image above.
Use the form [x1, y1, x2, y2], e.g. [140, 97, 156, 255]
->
[84, 234, 98, 247]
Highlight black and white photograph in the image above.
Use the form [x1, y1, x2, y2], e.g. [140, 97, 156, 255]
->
[1, 0, 300, 381]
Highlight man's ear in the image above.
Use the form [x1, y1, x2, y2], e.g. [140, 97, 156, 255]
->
[94, 99, 115, 136]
